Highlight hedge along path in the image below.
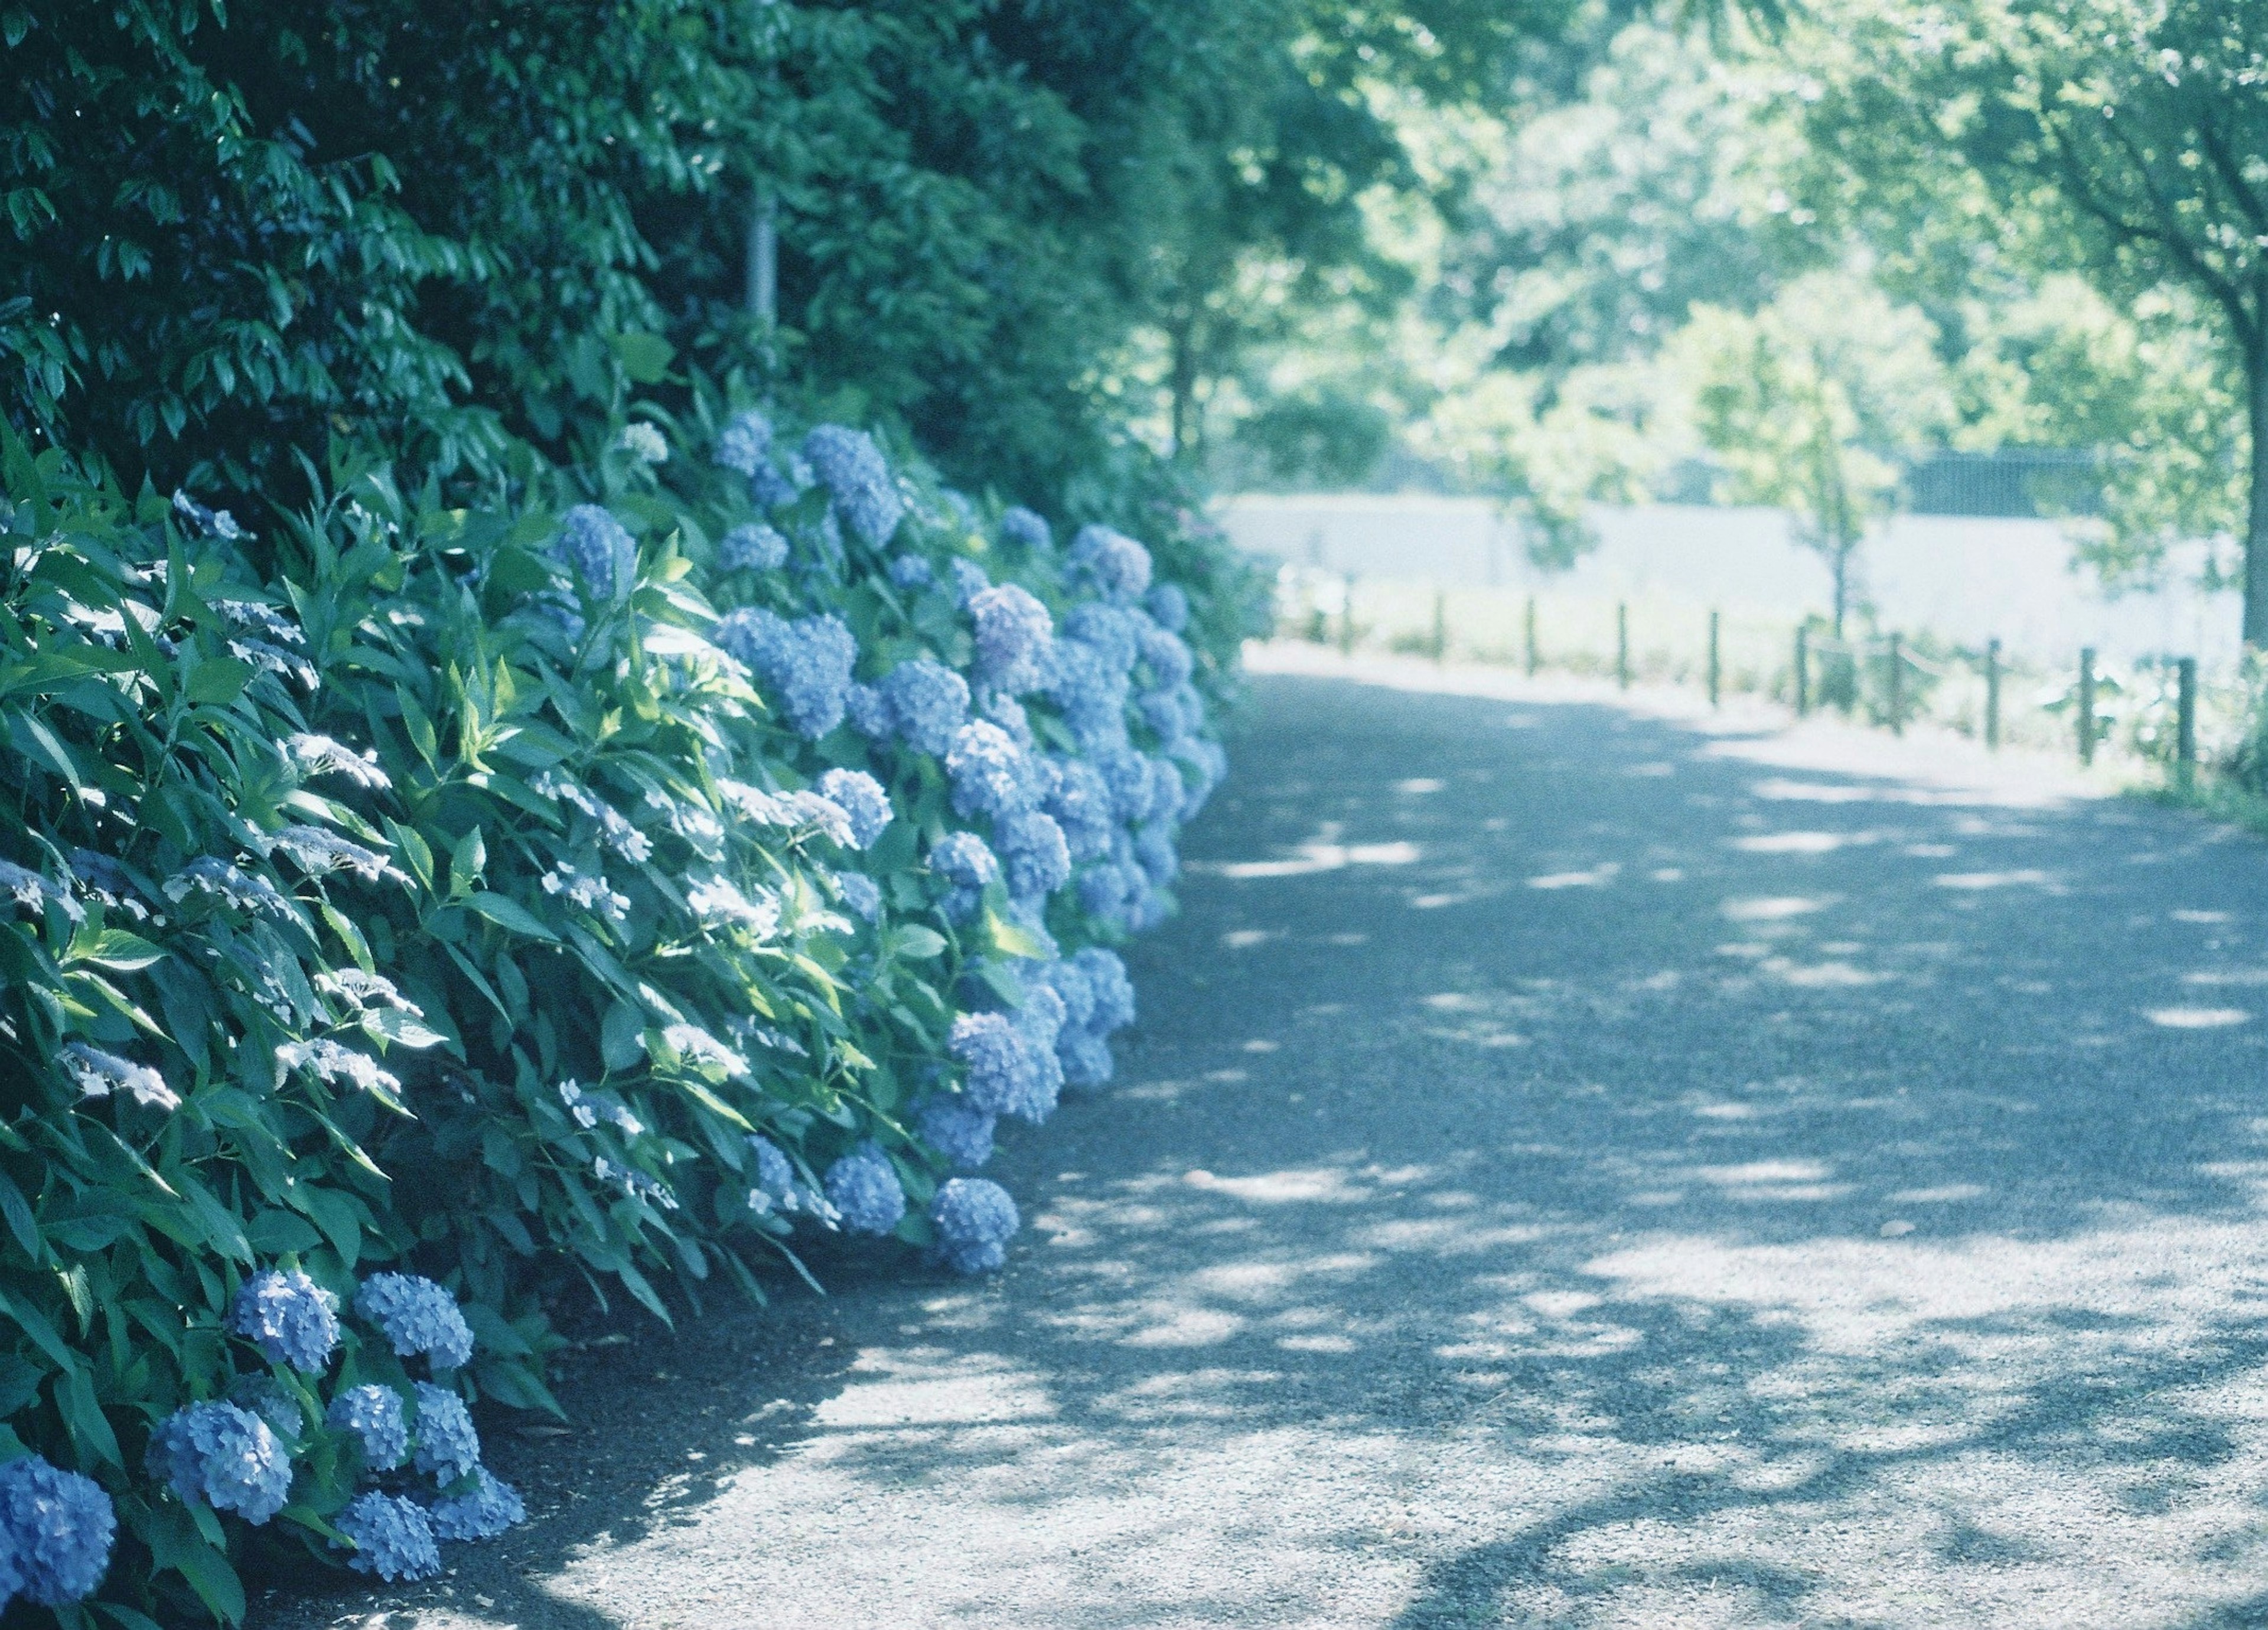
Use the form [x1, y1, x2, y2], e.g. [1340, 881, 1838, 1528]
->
[282, 654, 2268, 1628]
[0, 403, 1246, 1620]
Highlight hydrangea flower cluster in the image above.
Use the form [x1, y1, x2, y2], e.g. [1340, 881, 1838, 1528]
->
[557, 504, 633, 599]
[877, 657, 972, 755]
[356, 1273, 477, 1370]
[930, 1179, 1020, 1275]
[969, 583, 1054, 696]
[411, 1382, 481, 1484]
[823, 1142, 907, 1236]
[336, 1491, 440, 1582]
[0, 1454, 116, 1606]
[227, 1268, 340, 1373]
[327, 1384, 409, 1470]
[715, 608, 858, 739]
[801, 425, 904, 547]
[148, 1401, 294, 1525]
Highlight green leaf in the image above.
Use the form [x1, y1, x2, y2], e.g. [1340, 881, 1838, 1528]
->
[144, 1502, 248, 1624]
[364, 1006, 448, 1049]
[464, 891, 558, 942]
[184, 658, 253, 706]
[610, 330, 676, 384]
[449, 825, 487, 896]
[246, 1208, 323, 1253]
[984, 909, 1050, 960]
[885, 924, 947, 961]
[62, 926, 165, 972]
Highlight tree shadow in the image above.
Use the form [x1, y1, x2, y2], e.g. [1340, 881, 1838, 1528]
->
[264, 673, 2268, 1627]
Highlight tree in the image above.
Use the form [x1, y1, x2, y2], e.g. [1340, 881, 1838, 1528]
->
[1801, 0, 2268, 644]
[1677, 271, 1953, 632]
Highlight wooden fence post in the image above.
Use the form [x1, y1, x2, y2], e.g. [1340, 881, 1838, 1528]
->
[2078, 646, 2097, 765]
[1707, 610, 1721, 709]
[1886, 632, 1904, 736]
[1984, 638, 2002, 751]
[1616, 602, 1630, 690]
[1524, 596, 1538, 678]
[1794, 625, 1809, 718]
[2178, 656, 2197, 787]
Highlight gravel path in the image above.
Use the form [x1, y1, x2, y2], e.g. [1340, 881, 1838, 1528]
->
[275, 653, 2268, 1629]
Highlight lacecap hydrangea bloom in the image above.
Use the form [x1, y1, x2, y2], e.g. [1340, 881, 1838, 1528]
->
[148, 1401, 294, 1525]
[327, 1384, 409, 1470]
[969, 583, 1054, 696]
[336, 1491, 440, 1581]
[355, 1273, 475, 1370]
[823, 1142, 906, 1235]
[814, 769, 891, 850]
[58, 1042, 176, 1109]
[916, 1096, 996, 1169]
[801, 425, 904, 546]
[227, 1267, 340, 1373]
[412, 1381, 480, 1485]
[930, 1179, 1020, 1275]
[0, 1455, 115, 1605]
[427, 1469, 527, 1541]
[714, 608, 858, 739]
[556, 504, 633, 599]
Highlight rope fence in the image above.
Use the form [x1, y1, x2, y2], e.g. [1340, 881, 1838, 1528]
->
[1273, 565, 2248, 784]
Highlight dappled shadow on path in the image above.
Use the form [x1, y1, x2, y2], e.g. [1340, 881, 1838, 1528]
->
[268, 673, 2268, 1629]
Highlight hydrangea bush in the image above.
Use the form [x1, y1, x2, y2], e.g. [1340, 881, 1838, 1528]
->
[0, 400, 1241, 1619]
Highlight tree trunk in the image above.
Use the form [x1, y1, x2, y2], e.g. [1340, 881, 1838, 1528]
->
[1167, 320, 1199, 462]
[2247, 335, 2268, 648]
[1832, 537, 1849, 637]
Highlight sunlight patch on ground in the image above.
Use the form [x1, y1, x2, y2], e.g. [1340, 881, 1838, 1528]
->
[1722, 895, 1832, 921]
[1394, 777, 1445, 794]
[2175, 909, 2233, 924]
[1934, 869, 2061, 891]
[2145, 1007, 2250, 1029]
[1529, 862, 1621, 889]
[1733, 830, 1879, 854]
[1211, 839, 1423, 879]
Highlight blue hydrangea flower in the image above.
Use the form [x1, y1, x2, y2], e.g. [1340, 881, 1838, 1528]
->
[412, 1382, 480, 1485]
[997, 809, 1071, 901]
[148, 1402, 292, 1525]
[1139, 683, 1204, 745]
[227, 1268, 340, 1374]
[916, 1097, 996, 1169]
[1136, 620, 1195, 689]
[814, 769, 891, 850]
[983, 692, 1033, 745]
[834, 871, 882, 921]
[1044, 760, 1115, 862]
[426, 1469, 527, 1542]
[715, 409, 773, 476]
[845, 682, 892, 739]
[1135, 822, 1179, 886]
[355, 1273, 475, 1370]
[1077, 860, 1135, 922]
[1145, 582, 1191, 633]
[1095, 745, 1158, 824]
[1061, 602, 1139, 677]
[949, 1012, 1054, 1123]
[327, 1384, 409, 1471]
[801, 425, 904, 546]
[948, 557, 992, 607]
[720, 521, 789, 572]
[1035, 958, 1096, 1032]
[0, 1455, 114, 1605]
[715, 608, 858, 739]
[1067, 524, 1153, 603]
[946, 721, 1044, 822]
[823, 1143, 906, 1235]
[930, 1179, 1020, 1275]
[556, 505, 632, 599]
[747, 1136, 799, 1211]
[336, 1492, 439, 1581]
[751, 460, 801, 511]
[999, 507, 1052, 555]
[1146, 757, 1188, 826]
[1077, 947, 1136, 1032]
[888, 554, 934, 589]
[524, 588, 586, 645]
[879, 658, 970, 757]
[229, 1375, 301, 1442]
[1060, 1028, 1114, 1089]
[969, 584, 1054, 696]
[1039, 641, 1130, 754]
[931, 832, 999, 921]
